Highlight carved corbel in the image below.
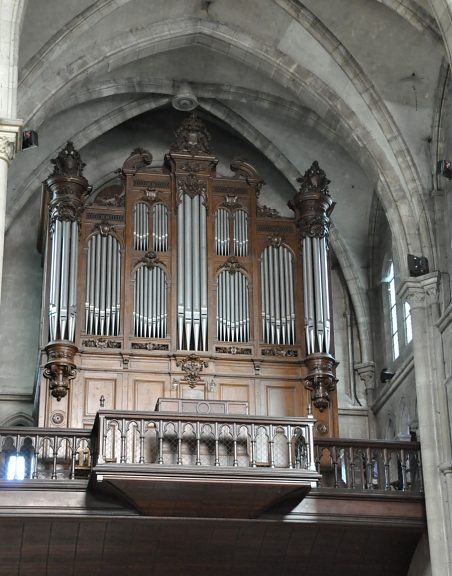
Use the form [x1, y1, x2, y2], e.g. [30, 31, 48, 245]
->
[304, 353, 338, 411]
[43, 342, 78, 401]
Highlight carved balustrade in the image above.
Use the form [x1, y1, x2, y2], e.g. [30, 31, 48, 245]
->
[0, 427, 91, 480]
[92, 410, 317, 472]
[315, 438, 423, 494]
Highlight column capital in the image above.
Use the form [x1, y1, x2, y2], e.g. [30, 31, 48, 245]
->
[0, 119, 23, 164]
[399, 271, 440, 310]
[355, 361, 376, 391]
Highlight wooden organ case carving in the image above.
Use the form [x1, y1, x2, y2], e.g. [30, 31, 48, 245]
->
[38, 114, 338, 437]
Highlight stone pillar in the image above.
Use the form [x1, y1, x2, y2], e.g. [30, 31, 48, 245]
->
[400, 273, 452, 576]
[0, 121, 21, 304]
[355, 361, 377, 437]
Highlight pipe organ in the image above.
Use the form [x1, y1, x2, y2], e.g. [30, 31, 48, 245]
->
[38, 114, 338, 437]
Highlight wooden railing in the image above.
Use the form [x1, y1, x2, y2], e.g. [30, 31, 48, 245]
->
[315, 438, 423, 494]
[92, 410, 318, 473]
[0, 427, 91, 480]
[0, 419, 424, 497]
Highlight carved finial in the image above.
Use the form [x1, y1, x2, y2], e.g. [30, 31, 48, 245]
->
[296, 161, 330, 196]
[171, 113, 212, 155]
[51, 142, 85, 177]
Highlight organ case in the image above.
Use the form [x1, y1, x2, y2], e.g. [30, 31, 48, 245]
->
[37, 114, 338, 437]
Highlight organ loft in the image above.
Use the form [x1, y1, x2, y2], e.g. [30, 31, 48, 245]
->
[38, 113, 338, 437]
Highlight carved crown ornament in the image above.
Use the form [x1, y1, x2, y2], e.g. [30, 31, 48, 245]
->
[175, 354, 209, 388]
[171, 113, 213, 155]
[288, 161, 335, 239]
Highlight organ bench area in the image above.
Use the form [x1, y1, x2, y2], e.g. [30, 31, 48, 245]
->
[37, 114, 338, 439]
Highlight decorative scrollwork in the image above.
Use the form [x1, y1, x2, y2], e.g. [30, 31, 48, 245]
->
[261, 347, 298, 358]
[82, 339, 121, 349]
[176, 354, 209, 388]
[215, 346, 252, 355]
[122, 147, 153, 174]
[131, 342, 169, 351]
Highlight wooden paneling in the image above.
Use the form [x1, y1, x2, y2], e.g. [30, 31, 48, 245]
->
[133, 379, 165, 411]
[264, 382, 302, 417]
[85, 377, 116, 415]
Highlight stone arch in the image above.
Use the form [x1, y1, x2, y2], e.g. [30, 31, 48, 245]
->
[1, 412, 34, 427]
[16, 17, 428, 271]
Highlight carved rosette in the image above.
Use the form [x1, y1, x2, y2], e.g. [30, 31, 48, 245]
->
[176, 354, 209, 388]
[46, 142, 90, 232]
[43, 341, 78, 401]
[288, 161, 335, 239]
[303, 353, 338, 411]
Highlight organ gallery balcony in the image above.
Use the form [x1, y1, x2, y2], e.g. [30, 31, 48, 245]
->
[0, 405, 424, 526]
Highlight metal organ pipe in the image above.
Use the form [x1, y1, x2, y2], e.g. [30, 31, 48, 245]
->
[152, 203, 168, 252]
[134, 203, 149, 251]
[48, 218, 80, 342]
[216, 271, 249, 342]
[177, 194, 208, 351]
[85, 233, 121, 337]
[260, 246, 295, 346]
[133, 265, 167, 338]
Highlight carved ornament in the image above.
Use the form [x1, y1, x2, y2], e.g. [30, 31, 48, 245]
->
[257, 204, 280, 218]
[219, 195, 242, 210]
[0, 135, 15, 163]
[94, 184, 125, 208]
[266, 234, 284, 248]
[171, 113, 212, 155]
[176, 354, 209, 388]
[288, 161, 335, 239]
[215, 346, 252, 355]
[51, 142, 86, 177]
[43, 342, 78, 401]
[131, 342, 169, 351]
[218, 256, 244, 275]
[177, 172, 207, 207]
[49, 191, 85, 232]
[230, 159, 264, 194]
[82, 338, 121, 349]
[93, 221, 115, 236]
[122, 148, 153, 175]
[303, 353, 338, 412]
[262, 347, 298, 358]
[139, 251, 161, 270]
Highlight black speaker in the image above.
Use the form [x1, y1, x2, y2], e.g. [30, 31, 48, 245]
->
[408, 254, 429, 277]
[22, 130, 38, 150]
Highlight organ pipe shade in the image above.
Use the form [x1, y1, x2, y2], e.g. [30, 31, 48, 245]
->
[48, 220, 79, 342]
[177, 194, 208, 351]
[152, 203, 168, 252]
[85, 233, 121, 336]
[303, 236, 330, 354]
[133, 202, 149, 251]
[260, 245, 296, 345]
[216, 270, 250, 342]
[133, 265, 167, 338]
